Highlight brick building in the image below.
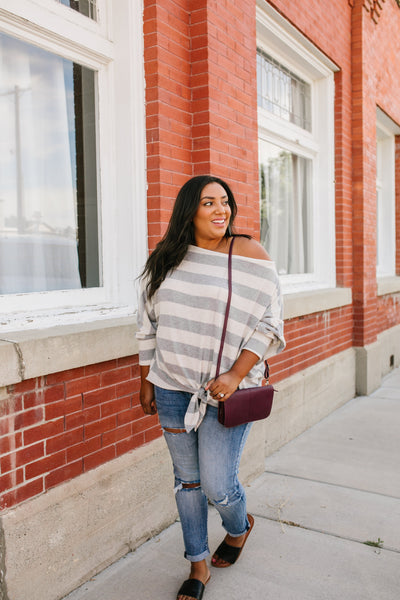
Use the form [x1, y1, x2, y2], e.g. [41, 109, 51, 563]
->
[0, 1, 400, 598]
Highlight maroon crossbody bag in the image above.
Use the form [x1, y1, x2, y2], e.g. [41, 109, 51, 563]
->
[216, 237, 275, 428]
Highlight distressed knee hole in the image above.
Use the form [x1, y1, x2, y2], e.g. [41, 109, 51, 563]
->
[174, 481, 201, 494]
[163, 427, 186, 434]
[182, 482, 201, 489]
[212, 494, 229, 507]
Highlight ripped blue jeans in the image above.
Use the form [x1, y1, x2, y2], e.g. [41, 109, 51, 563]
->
[154, 386, 252, 562]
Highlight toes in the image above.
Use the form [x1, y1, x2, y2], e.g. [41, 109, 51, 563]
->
[211, 555, 228, 567]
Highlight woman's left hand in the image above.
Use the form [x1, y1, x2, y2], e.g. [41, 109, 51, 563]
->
[206, 349, 260, 401]
[205, 370, 242, 402]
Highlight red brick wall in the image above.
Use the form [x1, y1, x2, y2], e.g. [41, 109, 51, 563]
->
[144, 0, 260, 244]
[365, 2, 400, 337]
[377, 294, 400, 335]
[144, 0, 356, 387]
[144, 0, 193, 250]
[372, 7, 400, 285]
[335, 68, 354, 291]
[396, 135, 400, 275]
[191, 0, 260, 236]
[2, 0, 400, 512]
[351, 1, 377, 347]
[270, 0, 400, 348]
[352, 0, 400, 345]
[0, 359, 159, 510]
[271, 306, 354, 383]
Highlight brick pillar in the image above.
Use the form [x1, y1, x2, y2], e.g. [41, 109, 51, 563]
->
[351, 1, 378, 347]
[143, 0, 193, 251]
[144, 0, 260, 244]
[334, 68, 353, 289]
[190, 0, 260, 237]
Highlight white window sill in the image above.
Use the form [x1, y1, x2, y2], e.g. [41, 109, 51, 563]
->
[377, 276, 400, 296]
[0, 288, 355, 388]
[0, 315, 138, 388]
[283, 287, 352, 320]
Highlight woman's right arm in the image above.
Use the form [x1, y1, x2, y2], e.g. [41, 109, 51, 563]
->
[140, 365, 157, 415]
[136, 277, 158, 415]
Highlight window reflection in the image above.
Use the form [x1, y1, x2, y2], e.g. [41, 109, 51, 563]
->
[257, 49, 311, 132]
[57, 0, 97, 21]
[0, 33, 100, 294]
[259, 140, 312, 275]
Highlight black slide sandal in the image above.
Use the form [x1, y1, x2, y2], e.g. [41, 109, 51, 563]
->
[177, 577, 209, 600]
[211, 513, 254, 568]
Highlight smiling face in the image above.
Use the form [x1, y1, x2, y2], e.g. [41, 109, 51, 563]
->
[192, 182, 232, 248]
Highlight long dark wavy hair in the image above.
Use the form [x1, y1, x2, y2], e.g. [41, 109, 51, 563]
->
[142, 175, 238, 298]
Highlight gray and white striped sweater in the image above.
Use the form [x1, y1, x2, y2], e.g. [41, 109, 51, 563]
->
[136, 244, 285, 403]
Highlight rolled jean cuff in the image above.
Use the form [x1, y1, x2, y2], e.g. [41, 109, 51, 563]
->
[184, 548, 210, 563]
[226, 515, 250, 538]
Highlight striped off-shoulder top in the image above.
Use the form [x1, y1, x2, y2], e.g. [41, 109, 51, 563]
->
[136, 243, 285, 408]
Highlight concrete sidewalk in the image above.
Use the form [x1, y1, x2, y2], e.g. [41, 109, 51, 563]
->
[64, 367, 400, 600]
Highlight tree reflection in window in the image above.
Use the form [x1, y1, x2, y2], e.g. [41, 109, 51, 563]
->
[0, 32, 100, 294]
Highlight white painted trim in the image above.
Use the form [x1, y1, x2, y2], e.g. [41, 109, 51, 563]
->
[376, 109, 397, 278]
[256, 0, 339, 76]
[258, 109, 319, 156]
[0, 3, 114, 67]
[376, 106, 400, 135]
[0, 284, 353, 388]
[112, 0, 148, 297]
[6, 0, 107, 32]
[256, 3, 336, 293]
[313, 73, 336, 288]
[0, 0, 147, 324]
[377, 276, 400, 296]
[0, 315, 139, 387]
[283, 287, 352, 320]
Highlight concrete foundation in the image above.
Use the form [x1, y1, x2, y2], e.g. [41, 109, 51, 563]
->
[355, 323, 400, 395]
[262, 347, 356, 456]
[0, 437, 177, 600]
[0, 343, 374, 600]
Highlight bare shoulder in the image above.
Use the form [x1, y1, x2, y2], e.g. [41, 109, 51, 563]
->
[232, 236, 271, 260]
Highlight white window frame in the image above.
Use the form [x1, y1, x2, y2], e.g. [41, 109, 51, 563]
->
[376, 107, 399, 279]
[256, 1, 338, 294]
[0, 0, 147, 327]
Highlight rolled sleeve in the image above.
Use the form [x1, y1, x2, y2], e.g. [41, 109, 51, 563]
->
[243, 281, 286, 360]
[136, 278, 157, 366]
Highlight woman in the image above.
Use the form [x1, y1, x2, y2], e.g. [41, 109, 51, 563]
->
[136, 175, 285, 600]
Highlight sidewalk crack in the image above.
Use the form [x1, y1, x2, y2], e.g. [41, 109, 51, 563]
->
[264, 470, 400, 501]
[257, 513, 400, 555]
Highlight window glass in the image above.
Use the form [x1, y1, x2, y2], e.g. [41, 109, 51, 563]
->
[57, 0, 97, 21]
[0, 32, 100, 294]
[257, 11, 336, 293]
[257, 49, 311, 132]
[259, 140, 312, 276]
[376, 128, 396, 277]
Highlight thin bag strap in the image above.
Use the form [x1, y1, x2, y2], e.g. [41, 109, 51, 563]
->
[215, 236, 269, 381]
[215, 237, 234, 378]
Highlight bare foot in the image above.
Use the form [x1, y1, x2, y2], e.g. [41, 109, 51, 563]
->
[177, 559, 210, 600]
